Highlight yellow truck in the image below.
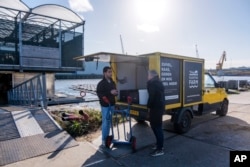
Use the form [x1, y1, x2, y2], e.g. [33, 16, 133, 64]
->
[78, 52, 229, 133]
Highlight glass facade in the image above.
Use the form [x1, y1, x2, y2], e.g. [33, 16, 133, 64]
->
[0, 1, 85, 71]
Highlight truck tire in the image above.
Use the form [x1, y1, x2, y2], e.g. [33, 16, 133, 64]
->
[174, 111, 191, 134]
[216, 99, 228, 116]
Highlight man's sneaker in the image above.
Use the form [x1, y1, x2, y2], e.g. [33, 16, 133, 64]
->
[150, 149, 164, 157]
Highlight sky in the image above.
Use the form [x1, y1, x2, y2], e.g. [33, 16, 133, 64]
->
[22, 0, 250, 69]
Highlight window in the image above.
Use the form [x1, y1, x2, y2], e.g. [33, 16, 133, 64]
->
[205, 74, 215, 88]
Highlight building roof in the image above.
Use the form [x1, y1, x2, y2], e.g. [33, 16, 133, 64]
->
[0, 0, 84, 40]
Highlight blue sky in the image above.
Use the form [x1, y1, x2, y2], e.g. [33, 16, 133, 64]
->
[22, 0, 250, 69]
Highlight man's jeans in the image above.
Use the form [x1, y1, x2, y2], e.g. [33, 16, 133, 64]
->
[151, 124, 164, 150]
[101, 106, 114, 142]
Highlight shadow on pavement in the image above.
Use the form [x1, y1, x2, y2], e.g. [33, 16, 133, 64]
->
[82, 107, 250, 166]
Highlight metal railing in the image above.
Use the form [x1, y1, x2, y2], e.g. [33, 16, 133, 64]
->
[8, 73, 47, 109]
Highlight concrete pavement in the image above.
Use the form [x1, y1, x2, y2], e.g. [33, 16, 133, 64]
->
[3, 91, 250, 167]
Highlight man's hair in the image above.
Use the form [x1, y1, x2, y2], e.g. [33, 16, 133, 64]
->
[148, 70, 159, 77]
[103, 66, 111, 73]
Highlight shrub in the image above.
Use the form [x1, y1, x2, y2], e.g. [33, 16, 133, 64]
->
[51, 108, 125, 138]
[64, 109, 102, 137]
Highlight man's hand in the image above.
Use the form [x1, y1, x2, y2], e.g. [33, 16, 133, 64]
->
[111, 89, 118, 96]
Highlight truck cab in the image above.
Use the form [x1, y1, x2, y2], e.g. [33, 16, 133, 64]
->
[77, 52, 228, 133]
[203, 73, 228, 116]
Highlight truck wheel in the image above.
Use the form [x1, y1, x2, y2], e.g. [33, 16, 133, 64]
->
[216, 100, 228, 116]
[174, 111, 191, 134]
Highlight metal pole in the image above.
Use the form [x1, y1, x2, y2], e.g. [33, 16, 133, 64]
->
[120, 34, 125, 55]
[59, 20, 62, 67]
[42, 72, 47, 109]
[82, 22, 85, 68]
[19, 12, 23, 71]
[82, 22, 85, 56]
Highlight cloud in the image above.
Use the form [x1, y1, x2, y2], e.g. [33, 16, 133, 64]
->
[68, 0, 93, 12]
[137, 24, 159, 33]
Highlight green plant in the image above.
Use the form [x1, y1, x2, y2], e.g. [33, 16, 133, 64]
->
[52, 107, 126, 138]
[66, 121, 89, 137]
[64, 108, 102, 137]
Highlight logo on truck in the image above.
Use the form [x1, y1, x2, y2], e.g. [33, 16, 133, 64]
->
[188, 70, 199, 88]
[184, 61, 202, 104]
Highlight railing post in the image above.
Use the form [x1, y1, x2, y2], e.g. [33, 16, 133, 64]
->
[42, 72, 47, 109]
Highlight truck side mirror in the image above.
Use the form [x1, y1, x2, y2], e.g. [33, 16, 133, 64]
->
[215, 82, 223, 88]
[215, 83, 219, 88]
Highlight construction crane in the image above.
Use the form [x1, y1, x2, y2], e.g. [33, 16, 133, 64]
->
[216, 51, 226, 70]
[195, 44, 199, 58]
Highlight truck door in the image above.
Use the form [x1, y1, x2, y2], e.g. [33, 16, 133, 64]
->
[203, 73, 223, 112]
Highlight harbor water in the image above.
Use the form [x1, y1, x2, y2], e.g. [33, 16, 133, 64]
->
[55, 76, 250, 96]
[55, 79, 101, 98]
[55, 79, 101, 109]
[54, 76, 250, 109]
[213, 76, 250, 82]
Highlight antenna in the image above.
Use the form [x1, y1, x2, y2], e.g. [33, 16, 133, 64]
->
[195, 44, 199, 58]
[120, 34, 125, 54]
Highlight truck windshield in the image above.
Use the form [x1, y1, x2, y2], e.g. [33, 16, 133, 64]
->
[205, 74, 215, 88]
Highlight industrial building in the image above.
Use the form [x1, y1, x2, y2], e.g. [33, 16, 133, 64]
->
[0, 0, 85, 105]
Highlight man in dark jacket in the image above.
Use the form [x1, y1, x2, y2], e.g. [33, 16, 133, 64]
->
[147, 70, 165, 156]
[96, 66, 118, 147]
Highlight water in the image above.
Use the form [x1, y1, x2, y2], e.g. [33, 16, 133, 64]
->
[55, 78, 101, 98]
[55, 76, 250, 95]
[55, 76, 250, 91]
[213, 76, 250, 82]
[55, 79, 101, 109]
[54, 76, 250, 109]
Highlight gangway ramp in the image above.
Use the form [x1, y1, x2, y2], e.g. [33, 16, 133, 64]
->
[0, 106, 78, 166]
